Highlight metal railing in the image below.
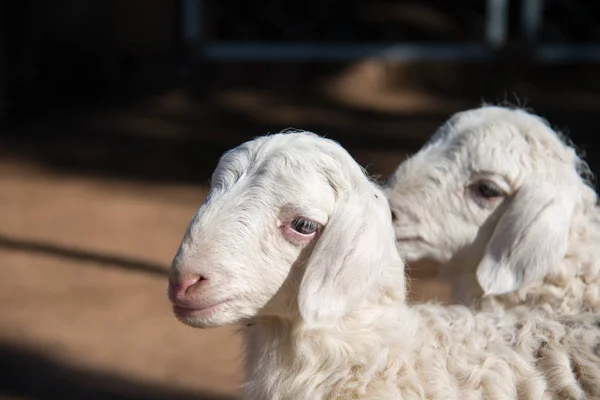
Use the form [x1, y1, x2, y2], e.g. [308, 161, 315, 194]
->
[181, 0, 600, 63]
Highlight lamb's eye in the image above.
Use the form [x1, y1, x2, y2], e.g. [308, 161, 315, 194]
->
[291, 218, 319, 235]
[476, 181, 504, 199]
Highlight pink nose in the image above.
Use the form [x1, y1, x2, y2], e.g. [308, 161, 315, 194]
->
[168, 274, 206, 303]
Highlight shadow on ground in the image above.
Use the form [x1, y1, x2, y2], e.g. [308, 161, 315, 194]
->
[0, 343, 236, 400]
[0, 234, 168, 277]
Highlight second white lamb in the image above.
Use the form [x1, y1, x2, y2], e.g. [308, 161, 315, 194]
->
[386, 105, 600, 315]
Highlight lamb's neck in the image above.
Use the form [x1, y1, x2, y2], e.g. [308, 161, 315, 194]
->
[442, 265, 483, 307]
[241, 286, 415, 399]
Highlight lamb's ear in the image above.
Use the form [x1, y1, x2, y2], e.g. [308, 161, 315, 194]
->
[476, 176, 579, 296]
[298, 190, 401, 327]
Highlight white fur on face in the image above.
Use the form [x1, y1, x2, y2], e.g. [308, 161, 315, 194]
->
[386, 105, 587, 295]
[170, 131, 400, 328]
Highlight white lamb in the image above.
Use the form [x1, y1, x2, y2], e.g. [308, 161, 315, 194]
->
[386, 105, 600, 315]
[168, 130, 600, 399]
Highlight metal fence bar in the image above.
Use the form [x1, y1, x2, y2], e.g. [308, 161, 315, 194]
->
[485, 0, 509, 48]
[182, 0, 202, 48]
[201, 41, 600, 63]
[537, 44, 600, 62]
[202, 42, 493, 61]
[184, 1, 600, 64]
[521, 0, 545, 42]
[190, 0, 498, 62]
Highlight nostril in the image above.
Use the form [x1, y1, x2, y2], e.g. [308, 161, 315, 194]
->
[168, 274, 207, 301]
[391, 210, 398, 222]
[182, 276, 202, 293]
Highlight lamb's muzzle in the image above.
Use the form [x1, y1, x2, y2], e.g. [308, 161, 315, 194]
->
[168, 273, 220, 318]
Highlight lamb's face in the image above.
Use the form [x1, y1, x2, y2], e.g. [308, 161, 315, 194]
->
[168, 133, 340, 328]
[386, 106, 580, 274]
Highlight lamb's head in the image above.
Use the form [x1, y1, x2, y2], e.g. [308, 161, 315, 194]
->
[168, 131, 403, 329]
[386, 105, 596, 297]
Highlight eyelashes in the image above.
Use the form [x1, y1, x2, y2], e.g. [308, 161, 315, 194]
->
[291, 218, 320, 235]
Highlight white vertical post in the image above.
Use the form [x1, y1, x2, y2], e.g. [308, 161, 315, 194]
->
[521, 0, 544, 42]
[486, 0, 509, 48]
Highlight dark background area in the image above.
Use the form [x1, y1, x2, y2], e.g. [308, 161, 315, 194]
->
[1, 1, 600, 399]
[3, 0, 600, 186]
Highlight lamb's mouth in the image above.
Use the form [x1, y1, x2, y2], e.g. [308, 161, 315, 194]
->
[172, 298, 232, 319]
[396, 236, 425, 243]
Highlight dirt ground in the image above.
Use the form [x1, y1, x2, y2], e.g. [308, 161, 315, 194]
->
[2, 60, 600, 399]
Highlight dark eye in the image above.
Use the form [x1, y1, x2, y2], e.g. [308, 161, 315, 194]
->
[291, 218, 319, 235]
[476, 181, 504, 199]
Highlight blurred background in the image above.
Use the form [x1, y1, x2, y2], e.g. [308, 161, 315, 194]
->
[1, 1, 600, 399]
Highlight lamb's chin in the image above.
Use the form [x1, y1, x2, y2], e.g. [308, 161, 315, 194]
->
[395, 246, 429, 263]
[173, 302, 241, 328]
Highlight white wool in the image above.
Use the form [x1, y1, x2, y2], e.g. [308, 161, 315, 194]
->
[170, 131, 600, 399]
[386, 105, 600, 315]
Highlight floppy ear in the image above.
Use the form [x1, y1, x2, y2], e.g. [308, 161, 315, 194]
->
[476, 176, 579, 296]
[298, 190, 401, 327]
